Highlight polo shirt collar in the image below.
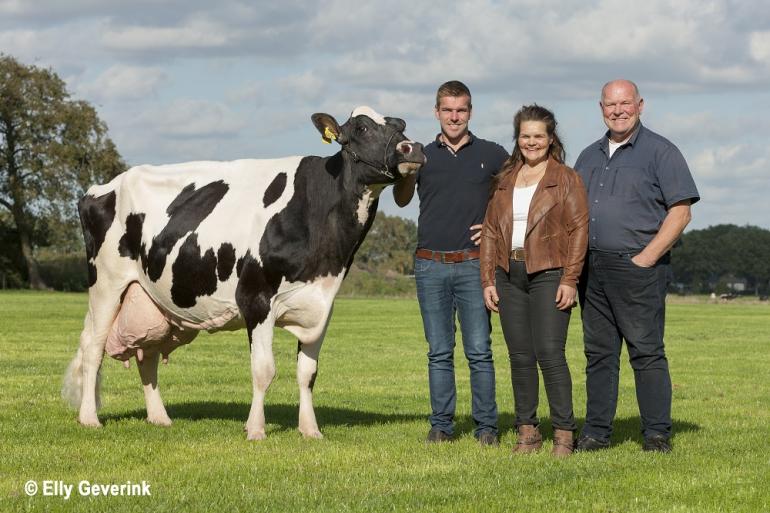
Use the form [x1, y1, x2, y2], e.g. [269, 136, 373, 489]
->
[435, 131, 476, 152]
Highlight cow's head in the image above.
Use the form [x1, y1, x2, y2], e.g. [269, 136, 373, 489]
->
[311, 106, 425, 185]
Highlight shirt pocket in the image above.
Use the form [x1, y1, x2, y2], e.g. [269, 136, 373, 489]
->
[610, 166, 650, 198]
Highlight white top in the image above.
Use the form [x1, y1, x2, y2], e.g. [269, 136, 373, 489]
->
[511, 183, 538, 249]
[608, 134, 632, 158]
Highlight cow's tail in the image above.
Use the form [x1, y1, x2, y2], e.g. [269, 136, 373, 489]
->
[61, 346, 101, 410]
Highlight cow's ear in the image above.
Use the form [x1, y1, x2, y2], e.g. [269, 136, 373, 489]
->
[311, 113, 342, 145]
[385, 117, 406, 133]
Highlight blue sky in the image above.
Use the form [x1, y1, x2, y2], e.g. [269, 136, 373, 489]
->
[2, 0, 769, 230]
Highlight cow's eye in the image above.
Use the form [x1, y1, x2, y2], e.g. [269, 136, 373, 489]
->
[357, 125, 368, 134]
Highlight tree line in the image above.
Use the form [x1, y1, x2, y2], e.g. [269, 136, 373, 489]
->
[2, 55, 768, 295]
[670, 224, 770, 295]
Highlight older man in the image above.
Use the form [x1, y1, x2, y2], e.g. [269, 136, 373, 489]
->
[573, 79, 699, 453]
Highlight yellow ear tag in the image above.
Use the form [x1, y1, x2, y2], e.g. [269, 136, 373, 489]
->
[322, 126, 337, 144]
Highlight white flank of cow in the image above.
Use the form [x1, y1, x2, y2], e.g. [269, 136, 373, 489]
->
[62, 107, 424, 440]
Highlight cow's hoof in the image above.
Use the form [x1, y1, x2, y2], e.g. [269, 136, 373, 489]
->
[147, 416, 172, 427]
[300, 429, 324, 440]
[246, 431, 267, 441]
[79, 416, 102, 428]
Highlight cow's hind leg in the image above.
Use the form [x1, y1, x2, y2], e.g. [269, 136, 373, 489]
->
[63, 291, 122, 427]
[137, 351, 172, 426]
[245, 320, 276, 440]
[297, 334, 325, 439]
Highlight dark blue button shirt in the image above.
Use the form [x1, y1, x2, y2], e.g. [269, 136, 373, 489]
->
[417, 133, 508, 251]
[574, 124, 700, 252]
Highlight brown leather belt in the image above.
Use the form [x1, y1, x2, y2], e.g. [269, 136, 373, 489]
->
[510, 248, 526, 261]
[415, 248, 480, 263]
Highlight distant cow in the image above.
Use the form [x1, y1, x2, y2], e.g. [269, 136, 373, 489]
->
[62, 107, 424, 440]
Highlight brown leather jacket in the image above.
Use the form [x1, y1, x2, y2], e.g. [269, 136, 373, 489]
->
[480, 157, 589, 289]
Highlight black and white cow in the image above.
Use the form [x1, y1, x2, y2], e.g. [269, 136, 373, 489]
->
[62, 107, 424, 440]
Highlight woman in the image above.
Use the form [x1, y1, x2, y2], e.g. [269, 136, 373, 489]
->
[479, 105, 588, 457]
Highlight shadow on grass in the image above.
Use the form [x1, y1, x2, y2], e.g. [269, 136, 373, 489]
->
[102, 401, 423, 432]
[456, 413, 701, 443]
[102, 403, 700, 444]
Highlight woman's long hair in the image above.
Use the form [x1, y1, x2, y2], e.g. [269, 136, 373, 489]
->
[490, 104, 566, 195]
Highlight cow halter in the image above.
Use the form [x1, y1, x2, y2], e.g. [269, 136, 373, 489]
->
[341, 130, 399, 180]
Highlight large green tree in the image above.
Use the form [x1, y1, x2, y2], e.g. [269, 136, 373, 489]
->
[0, 54, 125, 289]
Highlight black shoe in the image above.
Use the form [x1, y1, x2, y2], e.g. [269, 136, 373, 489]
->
[642, 434, 672, 453]
[426, 428, 453, 443]
[574, 435, 610, 452]
[477, 431, 499, 447]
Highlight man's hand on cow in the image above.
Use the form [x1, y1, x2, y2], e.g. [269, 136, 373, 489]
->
[470, 224, 483, 246]
[555, 284, 577, 311]
[483, 285, 499, 312]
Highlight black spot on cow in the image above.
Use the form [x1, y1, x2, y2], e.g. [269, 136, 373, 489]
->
[235, 251, 281, 345]
[118, 213, 146, 261]
[78, 191, 117, 287]
[147, 180, 229, 282]
[217, 243, 236, 282]
[170, 233, 218, 308]
[263, 172, 287, 208]
[234, 156, 378, 344]
[256, 156, 373, 284]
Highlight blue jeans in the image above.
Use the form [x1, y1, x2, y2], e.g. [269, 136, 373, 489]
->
[414, 257, 498, 437]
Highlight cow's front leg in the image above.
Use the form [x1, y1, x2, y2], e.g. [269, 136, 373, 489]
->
[297, 336, 325, 439]
[245, 320, 276, 440]
[137, 350, 172, 426]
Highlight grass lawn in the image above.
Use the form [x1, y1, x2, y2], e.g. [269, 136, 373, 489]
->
[1, 291, 768, 512]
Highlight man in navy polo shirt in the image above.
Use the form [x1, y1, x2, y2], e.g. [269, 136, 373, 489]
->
[573, 79, 699, 453]
[395, 80, 507, 446]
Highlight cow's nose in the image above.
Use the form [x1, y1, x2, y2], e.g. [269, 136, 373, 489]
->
[398, 141, 425, 164]
[398, 142, 412, 154]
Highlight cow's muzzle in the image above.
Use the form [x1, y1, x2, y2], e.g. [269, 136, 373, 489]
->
[397, 140, 425, 177]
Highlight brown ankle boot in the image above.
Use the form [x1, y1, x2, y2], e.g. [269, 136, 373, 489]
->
[513, 425, 542, 453]
[552, 429, 575, 457]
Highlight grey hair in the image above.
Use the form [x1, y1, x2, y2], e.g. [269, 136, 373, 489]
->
[600, 79, 641, 103]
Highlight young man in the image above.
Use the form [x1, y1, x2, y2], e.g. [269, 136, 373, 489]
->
[573, 79, 700, 453]
[395, 80, 508, 446]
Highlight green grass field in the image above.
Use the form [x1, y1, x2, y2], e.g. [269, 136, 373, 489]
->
[1, 291, 768, 512]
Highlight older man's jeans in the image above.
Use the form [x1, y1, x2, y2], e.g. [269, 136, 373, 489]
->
[579, 250, 672, 443]
[414, 257, 498, 437]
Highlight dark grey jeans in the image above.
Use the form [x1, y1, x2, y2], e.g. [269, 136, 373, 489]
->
[579, 250, 672, 442]
[496, 262, 576, 431]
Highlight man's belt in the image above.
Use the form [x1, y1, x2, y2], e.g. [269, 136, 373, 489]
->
[510, 248, 526, 261]
[415, 248, 480, 263]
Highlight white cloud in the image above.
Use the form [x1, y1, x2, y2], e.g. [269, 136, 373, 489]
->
[132, 99, 246, 139]
[102, 17, 231, 51]
[750, 31, 770, 63]
[78, 65, 168, 101]
[226, 82, 264, 105]
[688, 141, 770, 228]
